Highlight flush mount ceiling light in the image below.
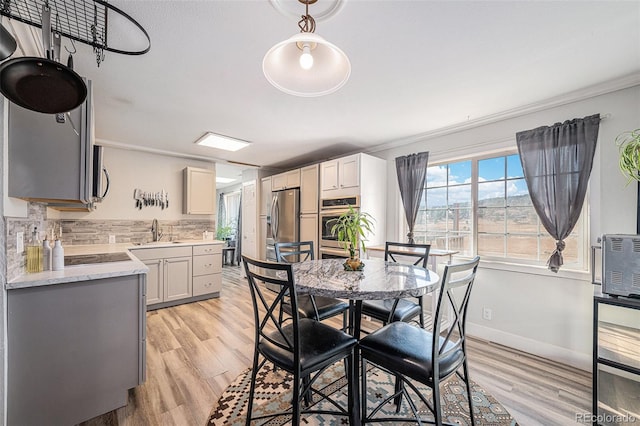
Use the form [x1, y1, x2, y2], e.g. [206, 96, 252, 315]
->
[195, 132, 251, 152]
[216, 177, 236, 184]
[263, 0, 351, 97]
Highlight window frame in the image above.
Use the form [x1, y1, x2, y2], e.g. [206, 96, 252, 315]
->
[402, 149, 590, 271]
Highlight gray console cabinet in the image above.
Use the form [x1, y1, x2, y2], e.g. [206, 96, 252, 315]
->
[7, 273, 146, 425]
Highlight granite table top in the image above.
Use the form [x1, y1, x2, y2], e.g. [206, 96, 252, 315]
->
[290, 258, 440, 300]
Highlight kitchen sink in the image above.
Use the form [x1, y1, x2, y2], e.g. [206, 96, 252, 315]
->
[64, 252, 132, 266]
[132, 241, 182, 246]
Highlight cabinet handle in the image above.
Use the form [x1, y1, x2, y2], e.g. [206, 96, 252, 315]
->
[205, 263, 212, 268]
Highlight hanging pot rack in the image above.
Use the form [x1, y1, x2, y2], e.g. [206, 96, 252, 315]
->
[0, 0, 150, 66]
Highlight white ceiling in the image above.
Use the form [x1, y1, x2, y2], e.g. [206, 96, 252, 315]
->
[5, 0, 640, 185]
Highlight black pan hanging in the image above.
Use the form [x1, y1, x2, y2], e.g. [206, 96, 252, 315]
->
[0, 4, 86, 114]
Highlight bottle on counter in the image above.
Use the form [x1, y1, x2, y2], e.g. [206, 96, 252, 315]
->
[26, 227, 43, 273]
[42, 237, 52, 271]
[52, 239, 64, 271]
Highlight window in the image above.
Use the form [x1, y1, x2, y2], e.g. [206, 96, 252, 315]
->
[223, 191, 241, 238]
[411, 152, 587, 269]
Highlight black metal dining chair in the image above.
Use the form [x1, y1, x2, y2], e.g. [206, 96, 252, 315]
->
[275, 241, 349, 330]
[359, 256, 481, 425]
[361, 242, 431, 328]
[242, 255, 357, 425]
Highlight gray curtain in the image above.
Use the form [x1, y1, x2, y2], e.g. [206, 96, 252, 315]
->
[516, 114, 600, 272]
[217, 193, 226, 236]
[395, 152, 429, 244]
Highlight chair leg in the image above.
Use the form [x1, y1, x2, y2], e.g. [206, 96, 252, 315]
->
[342, 309, 348, 331]
[393, 375, 403, 412]
[293, 371, 301, 426]
[433, 380, 442, 426]
[302, 375, 312, 406]
[361, 358, 368, 423]
[346, 353, 356, 425]
[419, 296, 425, 328]
[462, 359, 475, 426]
[245, 354, 260, 426]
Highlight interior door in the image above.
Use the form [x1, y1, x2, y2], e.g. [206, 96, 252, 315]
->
[242, 181, 258, 258]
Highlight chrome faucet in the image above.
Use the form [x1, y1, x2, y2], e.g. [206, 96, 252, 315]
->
[151, 218, 163, 242]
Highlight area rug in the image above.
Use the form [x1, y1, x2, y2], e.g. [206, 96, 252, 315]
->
[207, 363, 518, 425]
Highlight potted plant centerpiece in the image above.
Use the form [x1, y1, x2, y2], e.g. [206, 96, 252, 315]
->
[329, 205, 375, 271]
[216, 223, 235, 246]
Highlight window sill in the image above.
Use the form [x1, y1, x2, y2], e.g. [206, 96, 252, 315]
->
[471, 257, 592, 282]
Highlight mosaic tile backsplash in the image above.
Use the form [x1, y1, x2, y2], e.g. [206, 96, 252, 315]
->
[6, 202, 215, 281]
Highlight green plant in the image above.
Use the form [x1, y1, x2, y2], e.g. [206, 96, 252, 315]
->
[617, 129, 640, 185]
[328, 205, 375, 258]
[216, 224, 234, 241]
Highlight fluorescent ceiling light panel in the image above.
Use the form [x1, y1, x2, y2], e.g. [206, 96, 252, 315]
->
[216, 177, 236, 184]
[195, 132, 251, 151]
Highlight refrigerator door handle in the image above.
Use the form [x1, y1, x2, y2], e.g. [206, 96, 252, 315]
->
[271, 196, 279, 240]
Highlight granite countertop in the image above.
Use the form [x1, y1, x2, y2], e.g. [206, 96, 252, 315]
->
[7, 239, 226, 290]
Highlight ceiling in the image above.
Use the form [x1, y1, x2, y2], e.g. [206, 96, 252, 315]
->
[5, 0, 640, 187]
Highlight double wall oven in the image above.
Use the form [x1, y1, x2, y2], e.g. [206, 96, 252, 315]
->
[319, 195, 360, 259]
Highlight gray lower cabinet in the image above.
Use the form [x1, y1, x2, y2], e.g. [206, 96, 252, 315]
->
[7, 273, 146, 426]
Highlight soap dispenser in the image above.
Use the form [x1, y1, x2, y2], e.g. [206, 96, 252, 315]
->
[42, 236, 52, 271]
[52, 239, 64, 271]
[26, 227, 43, 273]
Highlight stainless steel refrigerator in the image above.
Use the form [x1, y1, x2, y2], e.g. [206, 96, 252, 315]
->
[266, 188, 300, 264]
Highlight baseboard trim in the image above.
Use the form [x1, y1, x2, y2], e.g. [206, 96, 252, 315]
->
[467, 322, 592, 372]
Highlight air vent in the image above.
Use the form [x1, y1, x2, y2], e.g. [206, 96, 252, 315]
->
[611, 238, 624, 251]
[633, 239, 640, 252]
[610, 270, 624, 285]
[633, 274, 640, 288]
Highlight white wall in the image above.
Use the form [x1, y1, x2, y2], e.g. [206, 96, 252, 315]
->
[54, 146, 216, 221]
[373, 85, 640, 370]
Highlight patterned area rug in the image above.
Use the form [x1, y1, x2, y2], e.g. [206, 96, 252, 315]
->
[207, 363, 518, 425]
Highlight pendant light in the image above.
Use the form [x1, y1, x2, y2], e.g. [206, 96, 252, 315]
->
[263, 0, 350, 97]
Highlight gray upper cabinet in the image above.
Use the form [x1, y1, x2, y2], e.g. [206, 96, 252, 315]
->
[8, 80, 94, 208]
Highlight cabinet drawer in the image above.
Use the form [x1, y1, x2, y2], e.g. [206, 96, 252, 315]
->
[193, 244, 222, 256]
[193, 253, 222, 276]
[131, 246, 192, 261]
[193, 274, 221, 296]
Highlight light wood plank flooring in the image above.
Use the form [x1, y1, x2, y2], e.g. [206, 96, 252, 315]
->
[81, 265, 591, 426]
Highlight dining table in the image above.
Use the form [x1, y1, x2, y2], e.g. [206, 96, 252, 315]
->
[290, 257, 441, 423]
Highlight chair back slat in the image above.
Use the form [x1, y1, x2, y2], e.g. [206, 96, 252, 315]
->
[242, 255, 300, 356]
[275, 241, 314, 263]
[432, 256, 480, 362]
[384, 241, 431, 268]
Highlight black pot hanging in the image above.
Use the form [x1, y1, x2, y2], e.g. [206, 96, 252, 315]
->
[0, 5, 86, 114]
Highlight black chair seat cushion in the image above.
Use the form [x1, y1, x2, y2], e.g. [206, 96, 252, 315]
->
[362, 298, 421, 323]
[259, 318, 357, 374]
[283, 295, 349, 321]
[359, 322, 464, 383]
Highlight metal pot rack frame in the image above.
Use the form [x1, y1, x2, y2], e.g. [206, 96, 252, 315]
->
[0, 0, 150, 66]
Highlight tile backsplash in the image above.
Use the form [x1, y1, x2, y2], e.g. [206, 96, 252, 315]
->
[6, 202, 215, 281]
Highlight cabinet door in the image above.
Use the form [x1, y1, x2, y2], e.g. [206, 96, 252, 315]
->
[300, 214, 319, 259]
[286, 169, 301, 188]
[271, 173, 287, 191]
[184, 167, 216, 214]
[300, 164, 319, 214]
[321, 160, 339, 191]
[242, 181, 258, 259]
[144, 258, 163, 305]
[260, 177, 272, 216]
[259, 215, 267, 260]
[339, 155, 360, 189]
[164, 256, 192, 302]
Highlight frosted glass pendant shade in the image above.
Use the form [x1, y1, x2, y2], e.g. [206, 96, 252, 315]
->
[263, 32, 351, 97]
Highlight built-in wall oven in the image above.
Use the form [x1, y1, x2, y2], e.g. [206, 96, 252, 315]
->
[319, 195, 360, 258]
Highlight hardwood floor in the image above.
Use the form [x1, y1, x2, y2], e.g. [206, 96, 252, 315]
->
[82, 265, 591, 426]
